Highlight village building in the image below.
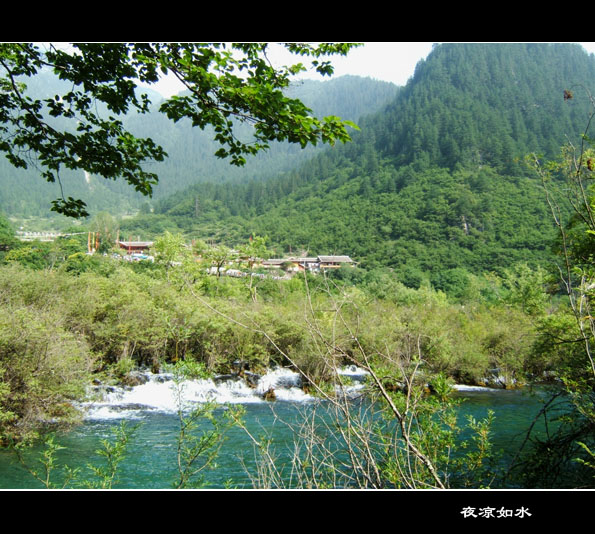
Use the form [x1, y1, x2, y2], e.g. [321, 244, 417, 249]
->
[117, 241, 154, 254]
[317, 256, 355, 269]
[261, 258, 289, 269]
[261, 255, 355, 273]
[116, 241, 155, 262]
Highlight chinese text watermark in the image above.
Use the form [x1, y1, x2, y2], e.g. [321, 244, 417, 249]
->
[461, 506, 532, 519]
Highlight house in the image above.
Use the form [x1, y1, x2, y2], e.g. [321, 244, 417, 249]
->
[285, 257, 320, 272]
[317, 256, 355, 269]
[261, 258, 289, 269]
[117, 241, 154, 254]
[262, 255, 355, 273]
[262, 257, 320, 272]
[296, 258, 320, 271]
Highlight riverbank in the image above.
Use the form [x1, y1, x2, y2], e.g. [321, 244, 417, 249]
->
[1, 256, 587, 487]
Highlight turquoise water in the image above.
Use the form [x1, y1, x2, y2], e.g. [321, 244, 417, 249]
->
[0, 402, 315, 489]
[0, 379, 565, 489]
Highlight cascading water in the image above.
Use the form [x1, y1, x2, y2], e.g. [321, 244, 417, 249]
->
[81, 366, 370, 421]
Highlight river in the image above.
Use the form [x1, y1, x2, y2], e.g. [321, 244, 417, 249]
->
[0, 367, 564, 489]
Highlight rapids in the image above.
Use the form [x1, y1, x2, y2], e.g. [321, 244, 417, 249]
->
[81, 365, 369, 421]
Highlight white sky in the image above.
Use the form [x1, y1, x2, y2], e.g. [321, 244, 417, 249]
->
[143, 42, 595, 99]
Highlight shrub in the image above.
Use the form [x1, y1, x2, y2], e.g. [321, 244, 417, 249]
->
[0, 306, 94, 443]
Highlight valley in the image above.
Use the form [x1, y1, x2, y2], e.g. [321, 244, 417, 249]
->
[1, 43, 595, 493]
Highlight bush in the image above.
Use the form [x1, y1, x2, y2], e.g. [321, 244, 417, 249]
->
[0, 305, 94, 443]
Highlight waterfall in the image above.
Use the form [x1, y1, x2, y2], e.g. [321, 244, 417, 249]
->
[81, 366, 370, 421]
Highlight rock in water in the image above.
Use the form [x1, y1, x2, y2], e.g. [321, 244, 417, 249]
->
[244, 372, 261, 388]
[263, 387, 276, 401]
[120, 371, 150, 387]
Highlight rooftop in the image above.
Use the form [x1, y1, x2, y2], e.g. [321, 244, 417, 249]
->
[318, 256, 353, 263]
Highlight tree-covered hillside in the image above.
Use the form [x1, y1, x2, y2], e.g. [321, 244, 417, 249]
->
[369, 43, 595, 171]
[124, 75, 398, 195]
[122, 43, 595, 293]
[0, 69, 163, 220]
[0, 70, 397, 221]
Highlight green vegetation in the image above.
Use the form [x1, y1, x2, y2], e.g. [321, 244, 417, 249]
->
[122, 44, 594, 288]
[0, 229, 579, 478]
[0, 230, 589, 487]
[2, 43, 595, 489]
[510, 87, 595, 488]
[0, 43, 362, 218]
[0, 73, 397, 224]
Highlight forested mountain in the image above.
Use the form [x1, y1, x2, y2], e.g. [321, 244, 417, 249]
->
[0, 72, 397, 220]
[123, 43, 595, 292]
[123, 75, 398, 194]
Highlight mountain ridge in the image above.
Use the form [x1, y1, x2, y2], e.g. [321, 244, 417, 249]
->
[121, 43, 595, 293]
[0, 73, 398, 221]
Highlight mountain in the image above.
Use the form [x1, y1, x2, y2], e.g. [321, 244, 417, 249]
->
[123, 75, 399, 195]
[0, 69, 164, 220]
[125, 43, 595, 293]
[0, 71, 398, 221]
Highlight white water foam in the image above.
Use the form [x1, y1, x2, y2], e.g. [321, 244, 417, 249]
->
[82, 367, 322, 420]
[334, 365, 369, 397]
[338, 365, 369, 379]
[453, 384, 503, 392]
[254, 367, 313, 402]
[82, 365, 505, 420]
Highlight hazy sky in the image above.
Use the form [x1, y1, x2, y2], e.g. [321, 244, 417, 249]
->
[144, 42, 595, 99]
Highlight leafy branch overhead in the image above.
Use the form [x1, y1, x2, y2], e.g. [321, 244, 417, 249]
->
[0, 43, 361, 217]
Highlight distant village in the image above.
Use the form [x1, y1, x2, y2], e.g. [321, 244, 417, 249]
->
[116, 240, 355, 278]
[15, 229, 356, 277]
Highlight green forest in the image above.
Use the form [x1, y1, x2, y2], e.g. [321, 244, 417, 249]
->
[0, 71, 397, 221]
[1, 43, 595, 491]
[120, 44, 595, 294]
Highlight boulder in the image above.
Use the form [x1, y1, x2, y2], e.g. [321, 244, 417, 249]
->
[213, 374, 236, 384]
[244, 371, 261, 388]
[120, 371, 150, 387]
[263, 387, 276, 401]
